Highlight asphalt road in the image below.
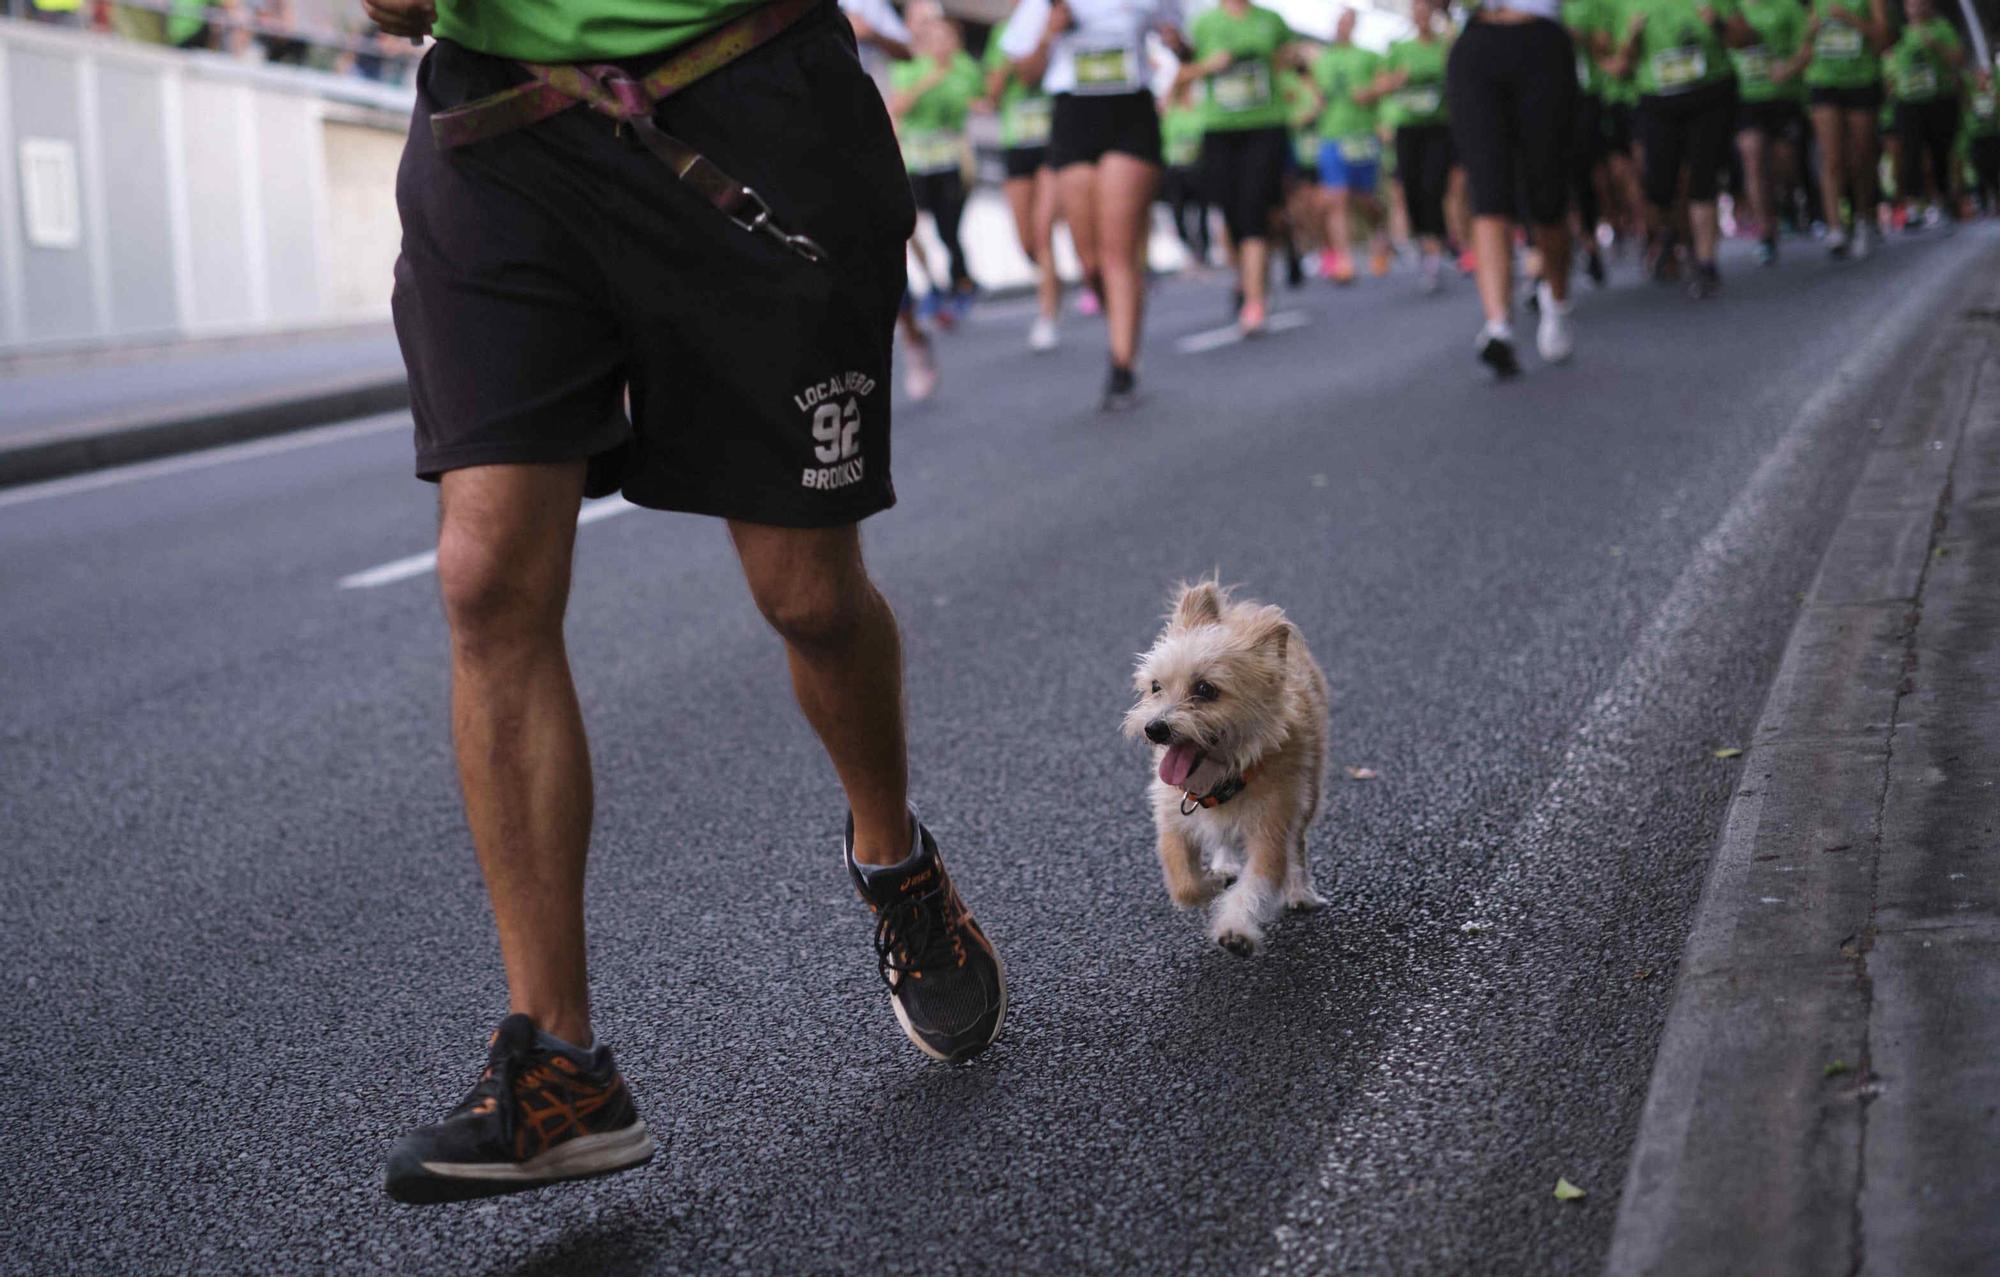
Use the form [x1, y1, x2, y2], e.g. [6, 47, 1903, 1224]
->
[4, 225, 1995, 1276]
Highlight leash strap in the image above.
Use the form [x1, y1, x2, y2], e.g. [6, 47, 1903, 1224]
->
[428, 0, 827, 263]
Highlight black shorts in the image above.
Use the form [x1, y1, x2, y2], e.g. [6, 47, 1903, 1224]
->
[1738, 97, 1805, 140]
[1003, 145, 1049, 179]
[1810, 82, 1884, 111]
[392, 2, 909, 525]
[1200, 126, 1291, 240]
[1446, 16, 1577, 225]
[1049, 91, 1162, 169]
[1639, 79, 1738, 205]
[1602, 101, 1635, 153]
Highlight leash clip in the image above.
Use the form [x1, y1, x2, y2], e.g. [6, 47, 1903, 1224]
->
[731, 187, 829, 265]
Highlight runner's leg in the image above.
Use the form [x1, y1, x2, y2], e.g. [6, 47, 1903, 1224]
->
[1811, 103, 1847, 239]
[1096, 151, 1157, 370]
[436, 460, 593, 1048]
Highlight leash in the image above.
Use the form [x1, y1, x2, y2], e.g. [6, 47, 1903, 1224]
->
[428, 0, 828, 264]
[1180, 762, 1261, 816]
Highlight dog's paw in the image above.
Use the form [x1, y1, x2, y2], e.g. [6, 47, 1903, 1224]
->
[1168, 875, 1227, 909]
[1284, 887, 1328, 912]
[1214, 928, 1261, 958]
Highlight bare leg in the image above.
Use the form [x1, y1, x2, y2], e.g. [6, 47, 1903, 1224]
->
[729, 521, 910, 865]
[1533, 219, 1571, 303]
[1239, 237, 1269, 313]
[436, 461, 593, 1048]
[1812, 104, 1847, 229]
[1846, 108, 1879, 229]
[1095, 152, 1158, 370]
[1033, 166, 1063, 319]
[1688, 200, 1721, 265]
[1323, 186, 1354, 268]
[1472, 214, 1514, 325]
[1736, 128, 1769, 233]
[1056, 162, 1102, 294]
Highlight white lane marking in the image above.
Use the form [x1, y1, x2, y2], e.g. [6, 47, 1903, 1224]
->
[0, 412, 407, 512]
[1175, 309, 1311, 354]
[337, 496, 636, 591]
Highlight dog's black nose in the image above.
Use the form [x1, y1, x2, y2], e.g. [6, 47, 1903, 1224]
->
[1144, 719, 1173, 745]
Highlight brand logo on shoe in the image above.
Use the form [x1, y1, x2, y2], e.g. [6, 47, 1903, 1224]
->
[796, 371, 876, 492]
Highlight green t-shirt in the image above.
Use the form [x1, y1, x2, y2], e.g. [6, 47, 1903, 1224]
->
[1618, 0, 1741, 96]
[1162, 105, 1205, 167]
[984, 22, 1053, 150]
[1966, 74, 2000, 137]
[1805, 0, 1880, 89]
[1886, 19, 1962, 103]
[1312, 42, 1383, 141]
[1189, 5, 1297, 133]
[1733, 0, 1806, 102]
[1564, 0, 1611, 96]
[433, 0, 761, 62]
[890, 53, 982, 174]
[1383, 36, 1451, 127]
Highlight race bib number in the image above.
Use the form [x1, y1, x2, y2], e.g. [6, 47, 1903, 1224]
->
[1337, 134, 1380, 163]
[902, 129, 961, 174]
[1816, 24, 1862, 60]
[1210, 62, 1273, 112]
[1735, 44, 1771, 83]
[1976, 91, 1997, 119]
[1396, 85, 1442, 116]
[1902, 64, 1938, 96]
[1011, 95, 1052, 146]
[1652, 45, 1708, 89]
[1073, 45, 1139, 92]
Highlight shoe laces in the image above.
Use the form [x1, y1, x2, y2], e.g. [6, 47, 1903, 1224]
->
[872, 881, 966, 988]
[455, 1027, 560, 1149]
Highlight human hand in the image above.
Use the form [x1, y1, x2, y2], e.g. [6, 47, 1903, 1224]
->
[361, 0, 433, 38]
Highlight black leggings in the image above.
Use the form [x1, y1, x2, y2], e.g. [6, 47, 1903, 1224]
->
[909, 169, 974, 290]
[1572, 92, 1602, 229]
[1896, 97, 1961, 207]
[1972, 135, 2000, 211]
[1639, 80, 1738, 206]
[1200, 126, 1292, 242]
[1395, 123, 1454, 240]
[1446, 16, 1576, 226]
[1162, 165, 1212, 261]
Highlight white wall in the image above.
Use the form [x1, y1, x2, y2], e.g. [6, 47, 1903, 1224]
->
[0, 18, 409, 355]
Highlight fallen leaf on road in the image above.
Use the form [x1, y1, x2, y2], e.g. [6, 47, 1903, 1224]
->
[1824, 1060, 1852, 1077]
[1712, 747, 1744, 759]
[1345, 766, 1378, 781]
[1459, 921, 1490, 936]
[1554, 1177, 1586, 1202]
[1633, 968, 1652, 981]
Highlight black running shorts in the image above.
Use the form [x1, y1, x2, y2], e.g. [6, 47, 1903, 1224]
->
[1738, 97, 1805, 139]
[1048, 91, 1162, 168]
[1200, 125, 1290, 241]
[1639, 79, 1739, 205]
[392, 2, 911, 526]
[1446, 16, 1577, 225]
[1809, 82, 1884, 112]
[1003, 145, 1050, 179]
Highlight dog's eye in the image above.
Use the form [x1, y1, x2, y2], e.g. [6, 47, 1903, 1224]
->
[1193, 680, 1219, 701]
[1150, 680, 1162, 695]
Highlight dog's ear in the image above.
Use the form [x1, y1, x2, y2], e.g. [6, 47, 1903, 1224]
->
[1244, 607, 1292, 660]
[1170, 579, 1224, 629]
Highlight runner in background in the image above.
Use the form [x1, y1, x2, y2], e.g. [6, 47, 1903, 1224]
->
[1179, 0, 1313, 333]
[1378, 0, 1455, 292]
[1885, 0, 1965, 229]
[890, 15, 984, 322]
[1309, 9, 1388, 286]
[1004, 0, 1191, 411]
[1732, 0, 1808, 263]
[988, 5, 1066, 350]
[1792, 0, 1891, 258]
[1967, 66, 2000, 213]
[1160, 85, 1213, 268]
[1278, 66, 1320, 290]
[1600, 31, 1649, 251]
[1446, 0, 1577, 377]
[1563, 0, 1611, 284]
[1608, 0, 1751, 300]
[843, 0, 940, 400]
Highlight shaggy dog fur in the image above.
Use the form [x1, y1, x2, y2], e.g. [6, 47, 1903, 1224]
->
[1123, 579, 1330, 955]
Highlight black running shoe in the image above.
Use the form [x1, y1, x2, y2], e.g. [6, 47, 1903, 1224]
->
[1100, 364, 1140, 413]
[1686, 261, 1722, 300]
[1585, 249, 1607, 286]
[385, 1014, 654, 1204]
[1477, 329, 1521, 379]
[846, 819, 1006, 1063]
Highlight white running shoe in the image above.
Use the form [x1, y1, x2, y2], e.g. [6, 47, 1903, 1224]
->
[1420, 254, 1443, 294]
[1028, 314, 1059, 353]
[1826, 227, 1851, 259]
[1536, 282, 1574, 364]
[903, 339, 939, 402]
[1852, 223, 1873, 260]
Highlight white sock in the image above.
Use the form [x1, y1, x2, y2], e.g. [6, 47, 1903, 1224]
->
[1483, 318, 1514, 342]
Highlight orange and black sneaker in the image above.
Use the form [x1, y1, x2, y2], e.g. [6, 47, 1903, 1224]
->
[384, 1014, 654, 1204]
[846, 817, 1007, 1063]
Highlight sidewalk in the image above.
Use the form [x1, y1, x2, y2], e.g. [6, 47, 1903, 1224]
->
[0, 325, 407, 488]
[1607, 270, 2000, 1273]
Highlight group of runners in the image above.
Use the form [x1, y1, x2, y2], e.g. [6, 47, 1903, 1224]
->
[864, 0, 2000, 392]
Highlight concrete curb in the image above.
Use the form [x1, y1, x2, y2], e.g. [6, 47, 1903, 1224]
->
[1604, 248, 2000, 1275]
[0, 372, 409, 490]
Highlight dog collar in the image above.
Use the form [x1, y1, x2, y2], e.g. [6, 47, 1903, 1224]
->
[1181, 762, 1262, 815]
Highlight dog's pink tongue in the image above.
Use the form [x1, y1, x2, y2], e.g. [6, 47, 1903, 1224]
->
[1159, 742, 1202, 788]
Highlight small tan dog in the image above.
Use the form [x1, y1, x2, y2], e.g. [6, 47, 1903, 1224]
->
[1123, 579, 1330, 955]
